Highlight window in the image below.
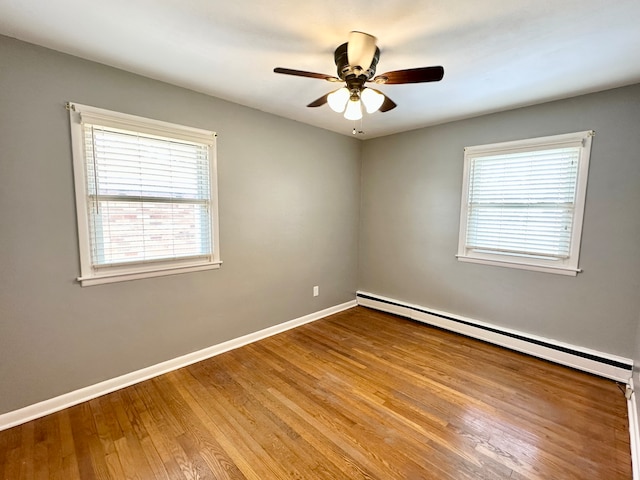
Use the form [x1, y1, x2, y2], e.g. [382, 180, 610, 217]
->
[457, 131, 593, 276]
[68, 103, 221, 286]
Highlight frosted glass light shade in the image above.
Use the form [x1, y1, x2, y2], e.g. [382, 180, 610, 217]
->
[347, 31, 377, 71]
[360, 88, 385, 113]
[327, 87, 350, 113]
[344, 99, 363, 120]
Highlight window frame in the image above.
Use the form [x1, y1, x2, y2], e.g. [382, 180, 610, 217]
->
[456, 130, 594, 276]
[68, 102, 221, 286]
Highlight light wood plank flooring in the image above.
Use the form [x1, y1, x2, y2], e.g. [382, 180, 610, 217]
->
[0, 306, 632, 479]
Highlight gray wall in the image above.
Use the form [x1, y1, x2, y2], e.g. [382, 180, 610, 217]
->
[0, 36, 361, 414]
[359, 84, 640, 357]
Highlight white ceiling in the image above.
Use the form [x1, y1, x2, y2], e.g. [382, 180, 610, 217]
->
[1, 0, 640, 138]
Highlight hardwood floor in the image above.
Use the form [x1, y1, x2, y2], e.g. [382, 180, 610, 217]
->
[0, 306, 631, 479]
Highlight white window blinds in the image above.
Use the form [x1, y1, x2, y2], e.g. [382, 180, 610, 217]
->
[69, 102, 220, 286]
[83, 124, 212, 267]
[457, 131, 593, 276]
[465, 146, 580, 259]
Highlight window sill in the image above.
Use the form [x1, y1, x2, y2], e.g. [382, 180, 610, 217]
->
[77, 261, 222, 286]
[456, 255, 580, 276]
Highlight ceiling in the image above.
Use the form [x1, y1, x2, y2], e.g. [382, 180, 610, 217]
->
[1, 0, 639, 138]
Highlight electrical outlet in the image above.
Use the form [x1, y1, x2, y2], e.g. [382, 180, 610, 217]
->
[313, 286, 319, 297]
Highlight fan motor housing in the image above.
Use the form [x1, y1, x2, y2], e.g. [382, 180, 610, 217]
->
[334, 42, 380, 81]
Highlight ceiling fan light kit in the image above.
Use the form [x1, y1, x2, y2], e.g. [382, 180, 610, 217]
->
[361, 88, 385, 113]
[344, 98, 363, 120]
[274, 31, 444, 129]
[327, 87, 350, 112]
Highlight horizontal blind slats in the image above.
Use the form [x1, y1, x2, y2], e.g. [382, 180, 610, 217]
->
[465, 145, 579, 259]
[84, 123, 213, 268]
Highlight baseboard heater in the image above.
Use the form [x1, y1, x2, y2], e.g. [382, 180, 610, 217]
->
[356, 291, 632, 382]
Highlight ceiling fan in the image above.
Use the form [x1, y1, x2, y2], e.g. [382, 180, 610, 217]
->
[274, 31, 444, 121]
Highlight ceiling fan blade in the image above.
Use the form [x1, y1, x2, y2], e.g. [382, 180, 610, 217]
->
[379, 94, 397, 112]
[274, 67, 340, 82]
[307, 93, 330, 108]
[374, 66, 444, 84]
[347, 31, 377, 71]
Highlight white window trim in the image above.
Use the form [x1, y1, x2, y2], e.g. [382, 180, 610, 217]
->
[68, 102, 221, 286]
[456, 130, 594, 276]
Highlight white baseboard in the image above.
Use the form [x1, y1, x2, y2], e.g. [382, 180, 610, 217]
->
[0, 300, 357, 432]
[357, 291, 632, 382]
[629, 376, 640, 480]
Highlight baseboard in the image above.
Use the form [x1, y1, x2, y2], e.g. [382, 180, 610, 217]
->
[0, 300, 357, 432]
[357, 291, 632, 382]
[629, 377, 640, 480]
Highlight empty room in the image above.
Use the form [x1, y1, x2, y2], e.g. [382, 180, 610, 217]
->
[1, 1, 640, 478]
